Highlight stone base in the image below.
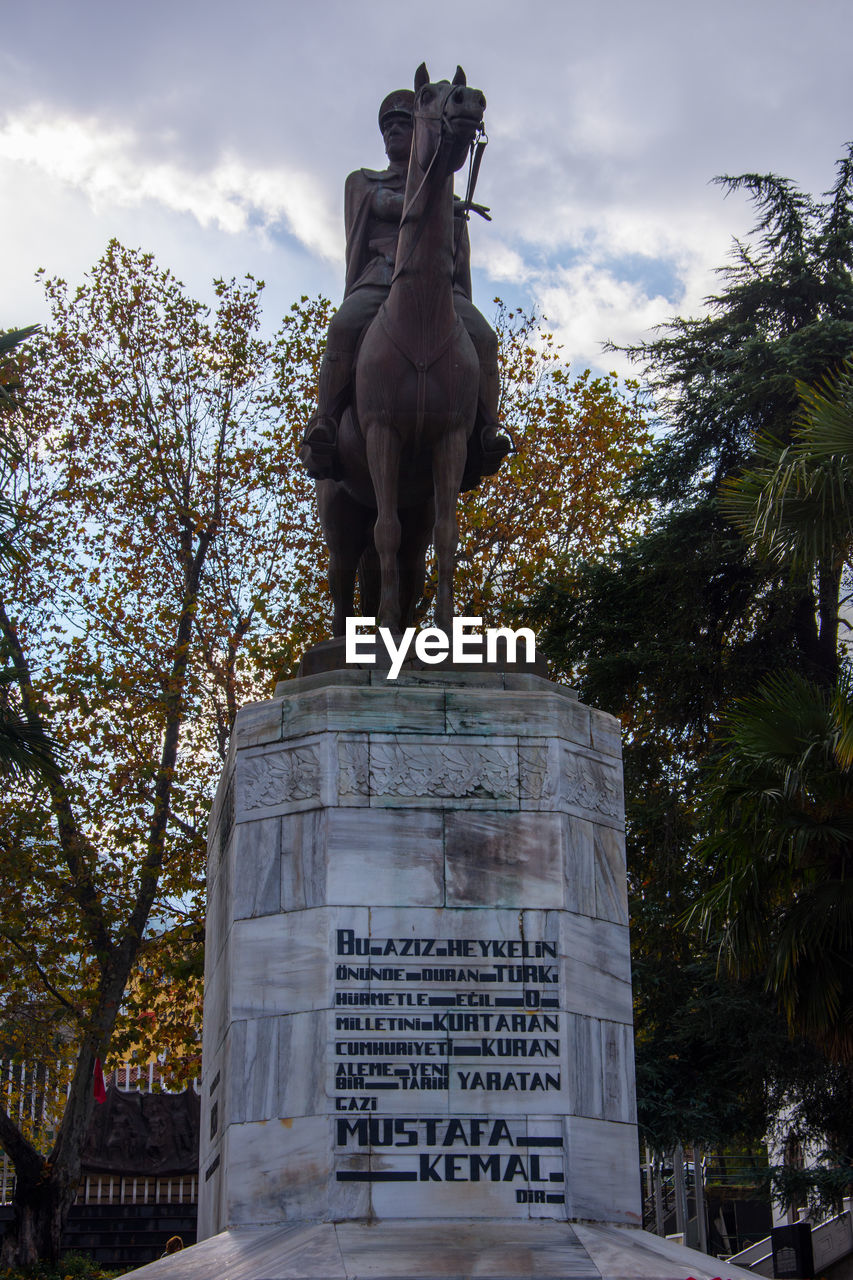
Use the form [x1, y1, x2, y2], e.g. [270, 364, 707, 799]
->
[294, 636, 550, 679]
[118, 1218, 758, 1280]
[202, 669, 637, 1236]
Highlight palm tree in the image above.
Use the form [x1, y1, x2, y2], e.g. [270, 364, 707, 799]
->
[721, 359, 853, 684]
[701, 365, 853, 1061]
[699, 671, 853, 1062]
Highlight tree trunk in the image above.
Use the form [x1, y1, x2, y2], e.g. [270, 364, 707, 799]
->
[816, 557, 842, 685]
[0, 525, 210, 1268]
[0, 1163, 78, 1269]
[0, 977, 130, 1266]
[792, 579, 838, 686]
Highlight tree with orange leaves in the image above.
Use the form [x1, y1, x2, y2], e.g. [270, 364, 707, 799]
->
[455, 303, 651, 634]
[0, 242, 329, 1266]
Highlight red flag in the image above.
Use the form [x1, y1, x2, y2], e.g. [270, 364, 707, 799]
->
[93, 1056, 106, 1104]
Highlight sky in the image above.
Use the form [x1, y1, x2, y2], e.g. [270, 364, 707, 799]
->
[3, 0, 852, 379]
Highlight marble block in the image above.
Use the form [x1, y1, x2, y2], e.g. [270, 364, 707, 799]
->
[199, 669, 639, 1238]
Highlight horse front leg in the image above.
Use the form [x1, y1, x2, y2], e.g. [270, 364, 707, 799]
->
[365, 426, 403, 631]
[357, 542, 380, 621]
[432, 430, 468, 631]
[398, 499, 435, 628]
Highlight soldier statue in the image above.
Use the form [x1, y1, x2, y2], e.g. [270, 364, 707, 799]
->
[299, 87, 510, 485]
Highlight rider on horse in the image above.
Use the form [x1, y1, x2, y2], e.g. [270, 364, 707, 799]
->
[300, 88, 511, 485]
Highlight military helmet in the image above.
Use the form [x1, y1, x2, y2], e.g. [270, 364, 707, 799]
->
[378, 89, 415, 131]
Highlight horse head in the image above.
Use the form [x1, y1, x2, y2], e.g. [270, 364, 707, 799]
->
[411, 63, 486, 176]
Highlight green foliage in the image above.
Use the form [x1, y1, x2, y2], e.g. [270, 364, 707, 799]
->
[700, 360, 853, 1067]
[534, 146, 853, 1150]
[536, 502, 806, 746]
[754, 1162, 853, 1222]
[635, 959, 793, 1151]
[624, 150, 853, 506]
[723, 362, 853, 572]
[698, 672, 853, 1061]
[722, 361, 853, 689]
[1, 1254, 121, 1280]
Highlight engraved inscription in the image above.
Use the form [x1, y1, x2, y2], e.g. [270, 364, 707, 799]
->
[335, 1116, 565, 1201]
[332, 925, 565, 1204]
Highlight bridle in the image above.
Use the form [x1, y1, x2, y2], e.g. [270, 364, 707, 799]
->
[391, 84, 488, 285]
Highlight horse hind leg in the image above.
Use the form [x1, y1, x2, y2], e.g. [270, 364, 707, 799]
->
[316, 479, 372, 637]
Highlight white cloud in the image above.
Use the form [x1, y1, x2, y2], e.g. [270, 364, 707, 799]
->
[467, 182, 743, 376]
[0, 109, 342, 262]
[477, 237, 531, 285]
[534, 263, 672, 376]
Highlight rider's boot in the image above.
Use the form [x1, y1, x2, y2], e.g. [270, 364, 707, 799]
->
[476, 357, 512, 476]
[299, 415, 339, 480]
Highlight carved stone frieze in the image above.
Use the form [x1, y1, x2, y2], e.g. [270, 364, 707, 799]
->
[518, 745, 551, 802]
[242, 746, 320, 811]
[338, 740, 369, 798]
[563, 753, 621, 818]
[369, 743, 516, 799]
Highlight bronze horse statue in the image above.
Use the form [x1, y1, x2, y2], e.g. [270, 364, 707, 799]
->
[316, 64, 488, 634]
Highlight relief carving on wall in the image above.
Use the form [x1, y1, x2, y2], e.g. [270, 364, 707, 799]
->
[338, 740, 369, 797]
[562, 752, 622, 818]
[242, 745, 320, 811]
[370, 743, 516, 799]
[518, 745, 552, 801]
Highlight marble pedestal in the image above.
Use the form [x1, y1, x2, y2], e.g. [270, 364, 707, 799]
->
[119, 668, 757, 1279]
[199, 667, 639, 1236]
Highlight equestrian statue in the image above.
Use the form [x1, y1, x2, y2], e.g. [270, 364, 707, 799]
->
[300, 64, 510, 633]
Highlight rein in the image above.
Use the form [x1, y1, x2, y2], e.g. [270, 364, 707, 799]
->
[391, 97, 488, 286]
[453, 122, 488, 271]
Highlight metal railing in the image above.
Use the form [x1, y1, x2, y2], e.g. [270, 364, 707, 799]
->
[642, 1145, 774, 1256]
[73, 1174, 198, 1207]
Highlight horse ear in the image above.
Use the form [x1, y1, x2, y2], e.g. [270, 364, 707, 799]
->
[414, 63, 429, 90]
[452, 66, 467, 86]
